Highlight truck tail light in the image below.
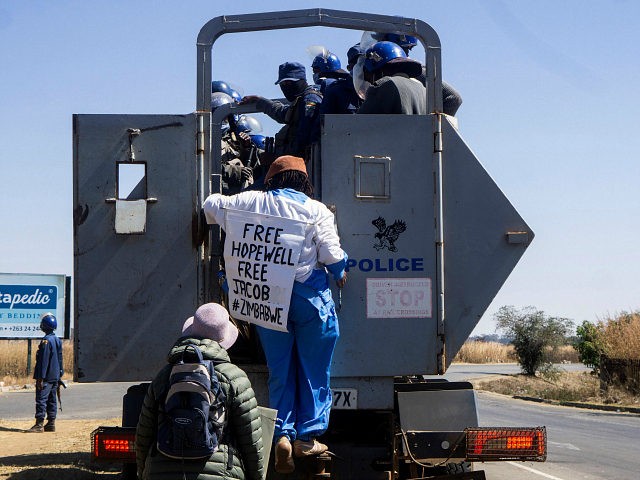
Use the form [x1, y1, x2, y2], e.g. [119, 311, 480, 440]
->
[465, 427, 546, 462]
[91, 426, 137, 462]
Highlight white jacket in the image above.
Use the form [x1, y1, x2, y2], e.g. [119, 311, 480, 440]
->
[203, 188, 346, 284]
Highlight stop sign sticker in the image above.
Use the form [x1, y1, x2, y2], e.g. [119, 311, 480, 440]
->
[366, 278, 432, 319]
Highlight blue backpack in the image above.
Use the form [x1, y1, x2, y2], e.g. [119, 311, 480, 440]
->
[157, 344, 226, 460]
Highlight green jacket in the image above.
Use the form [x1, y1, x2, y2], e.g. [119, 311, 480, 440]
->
[136, 337, 265, 480]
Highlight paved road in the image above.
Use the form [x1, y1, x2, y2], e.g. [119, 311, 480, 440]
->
[427, 362, 589, 382]
[0, 363, 588, 420]
[0, 381, 136, 420]
[476, 391, 640, 480]
[3, 363, 637, 480]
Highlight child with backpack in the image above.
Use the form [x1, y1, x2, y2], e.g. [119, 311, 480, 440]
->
[135, 303, 264, 480]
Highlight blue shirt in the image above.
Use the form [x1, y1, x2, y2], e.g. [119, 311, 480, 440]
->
[33, 332, 63, 382]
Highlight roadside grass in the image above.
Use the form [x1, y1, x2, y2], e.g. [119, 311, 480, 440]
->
[0, 339, 74, 387]
[475, 371, 640, 407]
[599, 311, 640, 359]
[453, 341, 579, 364]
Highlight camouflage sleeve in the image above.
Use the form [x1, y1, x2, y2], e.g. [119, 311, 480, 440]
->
[223, 161, 243, 187]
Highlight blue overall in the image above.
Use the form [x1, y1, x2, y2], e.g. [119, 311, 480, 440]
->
[33, 332, 63, 421]
[256, 269, 340, 442]
[202, 187, 347, 443]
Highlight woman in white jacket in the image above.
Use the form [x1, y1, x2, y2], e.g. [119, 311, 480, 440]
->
[203, 155, 347, 474]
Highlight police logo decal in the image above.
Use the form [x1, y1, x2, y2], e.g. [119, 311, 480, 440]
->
[372, 216, 407, 252]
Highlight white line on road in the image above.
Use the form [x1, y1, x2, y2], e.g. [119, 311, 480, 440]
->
[549, 441, 581, 451]
[507, 462, 567, 480]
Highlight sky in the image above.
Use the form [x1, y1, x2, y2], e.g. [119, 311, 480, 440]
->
[1, 0, 639, 336]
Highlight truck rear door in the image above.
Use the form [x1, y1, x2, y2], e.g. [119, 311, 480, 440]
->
[73, 113, 203, 381]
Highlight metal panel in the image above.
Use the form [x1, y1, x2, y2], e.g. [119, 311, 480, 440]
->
[73, 114, 202, 382]
[397, 390, 478, 432]
[442, 117, 534, 368]
[245, 367, 395, 410]
[196, 9, 442, 114]
[321, 115, 439, 376]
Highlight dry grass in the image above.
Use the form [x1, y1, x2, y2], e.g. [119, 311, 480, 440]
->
[475, 371, 640, 406]
[453, 341, 579, 364]
[599, 311, 640, 359]
[453, 341, 516, 363]
[0, 339, 73, 387]
[546, 344, 580, 363]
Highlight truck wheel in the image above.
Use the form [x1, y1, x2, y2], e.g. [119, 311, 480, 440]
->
[445, 461, 472, 474]
[122, 463, 137, 480]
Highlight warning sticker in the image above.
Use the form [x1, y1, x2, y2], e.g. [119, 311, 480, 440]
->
[366, 278, 432, 319]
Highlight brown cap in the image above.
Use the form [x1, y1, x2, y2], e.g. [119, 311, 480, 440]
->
[265, 155, 308, 182]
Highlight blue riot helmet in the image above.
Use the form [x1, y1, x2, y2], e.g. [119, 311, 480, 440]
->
[312, 52, 341, 73]
[210, 92, 235, 133]
[311, 52, 343, 84]
[235, 115, 263, 134]
[228, 89, 242, 103]
[211, 91, 234, 110]
[373, 32, 418, 52]
[40, 312, 57, 332]
[354, 41, 419, 99]
[363, 41, 407, 72]
[249, 134, 266, 150]
[211, 80, 242, 102]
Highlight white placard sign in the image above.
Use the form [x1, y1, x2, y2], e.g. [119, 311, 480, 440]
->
[366, 277, 432, 319]
[224, 209, 307, 332]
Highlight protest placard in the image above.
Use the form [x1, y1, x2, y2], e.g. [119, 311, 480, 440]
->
[224, 209, 307, 332]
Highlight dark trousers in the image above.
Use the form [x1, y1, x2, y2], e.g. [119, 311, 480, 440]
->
[35, 381, 58, 421]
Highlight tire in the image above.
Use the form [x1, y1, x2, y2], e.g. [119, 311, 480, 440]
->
[122, 463, 137, 480]
[445, 461, 472, 474]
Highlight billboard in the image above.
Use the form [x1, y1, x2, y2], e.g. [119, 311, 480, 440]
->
[0, 273, 70, 339]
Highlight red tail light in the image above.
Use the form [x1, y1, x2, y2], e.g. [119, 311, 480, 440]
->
[465, 427, 546, 462]
[91, 427, 136, 461]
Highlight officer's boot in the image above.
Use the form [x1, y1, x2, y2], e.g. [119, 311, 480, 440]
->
[28, 419, 44, 433]
[44, 419, 56, 432]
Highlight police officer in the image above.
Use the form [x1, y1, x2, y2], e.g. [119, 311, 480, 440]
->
[28, 312, 63, 433]
[356, 41, 426, 114]
[241, 62, 322, 160]
[319, 43, 364, 116]
[211, 79, 243, 103]
[311, 50, 348, 95]
[211, 91, 257, 194]
[373, 32, 463, 116]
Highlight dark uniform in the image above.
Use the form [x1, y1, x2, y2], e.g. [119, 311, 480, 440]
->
[254, 86, 322, 158]
[417, 66, 463, 116]
[320, 76, 362, 115]
[33, 331, 63, 425]
[358, 74, 427, 115]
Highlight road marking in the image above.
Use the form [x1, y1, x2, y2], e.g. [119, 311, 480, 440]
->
[507, 462, 567, 480]
[549, 441, 581, 451]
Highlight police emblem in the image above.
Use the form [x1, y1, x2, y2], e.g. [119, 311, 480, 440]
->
[372, 216, 407, 252]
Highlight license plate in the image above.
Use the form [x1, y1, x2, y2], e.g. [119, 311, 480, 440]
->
[332, 388, 357, 409]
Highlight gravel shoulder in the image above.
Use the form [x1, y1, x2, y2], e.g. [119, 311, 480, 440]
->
[0, 418, 123, 479]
